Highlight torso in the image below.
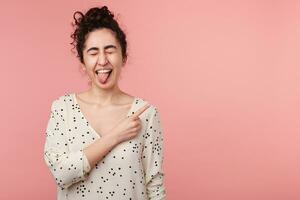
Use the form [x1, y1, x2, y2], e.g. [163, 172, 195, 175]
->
[75, 92, 135, 137]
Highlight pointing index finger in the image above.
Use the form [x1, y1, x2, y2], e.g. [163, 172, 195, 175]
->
[131, 103, 151, 119]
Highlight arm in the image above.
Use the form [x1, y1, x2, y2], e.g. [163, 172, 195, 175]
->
[82, 133, 118, 169]
[142, 106, 167, 199]
[43, 99, 91, 190]
[43, 99, 120, 190]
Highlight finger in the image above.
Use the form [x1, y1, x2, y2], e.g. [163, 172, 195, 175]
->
[131, 103, 151, 119]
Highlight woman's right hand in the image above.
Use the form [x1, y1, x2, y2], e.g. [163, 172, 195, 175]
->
[109, 103, 151, 144]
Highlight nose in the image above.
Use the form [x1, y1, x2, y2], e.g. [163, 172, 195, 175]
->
[97, 53, 108, 66]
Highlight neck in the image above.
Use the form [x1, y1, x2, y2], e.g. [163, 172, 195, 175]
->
[87, 82, 125, 105]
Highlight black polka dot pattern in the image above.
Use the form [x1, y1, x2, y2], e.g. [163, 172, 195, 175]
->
[43, 93, 166, 199]
[141, 105, 166, 199]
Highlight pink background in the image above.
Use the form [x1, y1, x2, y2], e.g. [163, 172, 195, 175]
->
[0, 0, 299, 199]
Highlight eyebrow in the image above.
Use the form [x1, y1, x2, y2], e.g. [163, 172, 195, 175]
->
[86, 45, 117, 53]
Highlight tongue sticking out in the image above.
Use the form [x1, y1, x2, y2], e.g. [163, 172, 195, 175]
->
[97, 72, 111, 84]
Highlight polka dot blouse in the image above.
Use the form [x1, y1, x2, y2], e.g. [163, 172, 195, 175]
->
[43, 93, 166, 200]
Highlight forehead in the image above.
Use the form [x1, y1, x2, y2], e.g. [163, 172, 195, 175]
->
[84, 28, 119, 49]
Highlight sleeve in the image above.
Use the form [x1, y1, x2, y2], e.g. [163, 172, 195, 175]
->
[43, 99, 91, 190]
[142, 106, 167, 199]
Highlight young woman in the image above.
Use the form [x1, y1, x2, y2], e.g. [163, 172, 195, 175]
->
[43, 6, 166, 200]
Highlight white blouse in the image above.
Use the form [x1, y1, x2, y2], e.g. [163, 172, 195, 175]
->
[43, 93, 166, 200]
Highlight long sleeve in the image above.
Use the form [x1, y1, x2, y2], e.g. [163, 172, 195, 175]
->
[142, 106, 166, 199]
[43, 99, 91, 190]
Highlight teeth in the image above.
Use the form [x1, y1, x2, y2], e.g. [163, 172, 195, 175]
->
[96, 69, 112, 74]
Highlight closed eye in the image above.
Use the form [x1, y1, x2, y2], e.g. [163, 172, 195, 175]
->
[90, 52, 113, 55]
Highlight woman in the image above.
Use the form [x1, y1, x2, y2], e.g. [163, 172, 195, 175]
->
[43, 6, 166, 200]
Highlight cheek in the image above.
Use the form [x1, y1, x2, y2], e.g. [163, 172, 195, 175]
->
[110, 53, 123, 64]
[110, 66, 122, 80]
[85, 58, 97, 66]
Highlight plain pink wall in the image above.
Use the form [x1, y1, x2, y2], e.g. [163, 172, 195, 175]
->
[0, 0, 299, 199]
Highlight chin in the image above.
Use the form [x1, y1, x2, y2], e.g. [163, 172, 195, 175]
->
[94, 79, 118, 89]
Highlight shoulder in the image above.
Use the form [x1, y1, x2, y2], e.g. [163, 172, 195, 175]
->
[134, 96, 160, 118]
[135, 98, 163, 133]
[50, 92, 73, 111]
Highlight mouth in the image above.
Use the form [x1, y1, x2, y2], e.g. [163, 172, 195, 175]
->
[95, 68, 113, 75]
[95, 68, 113, 84]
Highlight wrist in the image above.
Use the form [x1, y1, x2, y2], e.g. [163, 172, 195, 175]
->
[103, 133, 119, 147]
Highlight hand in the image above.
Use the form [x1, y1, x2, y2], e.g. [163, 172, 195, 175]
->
[109, 103, 151, 144]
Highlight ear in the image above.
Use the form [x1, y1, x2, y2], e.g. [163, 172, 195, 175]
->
[80, 62, 86, 69]
[122, 57, 127, 66]
[79, 63, 87, 74]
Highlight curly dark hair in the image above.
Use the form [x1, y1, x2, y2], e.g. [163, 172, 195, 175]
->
[70, 6, 128, 64]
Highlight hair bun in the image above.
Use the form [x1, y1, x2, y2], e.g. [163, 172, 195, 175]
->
[85, 6, 114, 22]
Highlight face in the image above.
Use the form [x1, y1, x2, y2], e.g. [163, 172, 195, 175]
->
[82, 28, 125, 89]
